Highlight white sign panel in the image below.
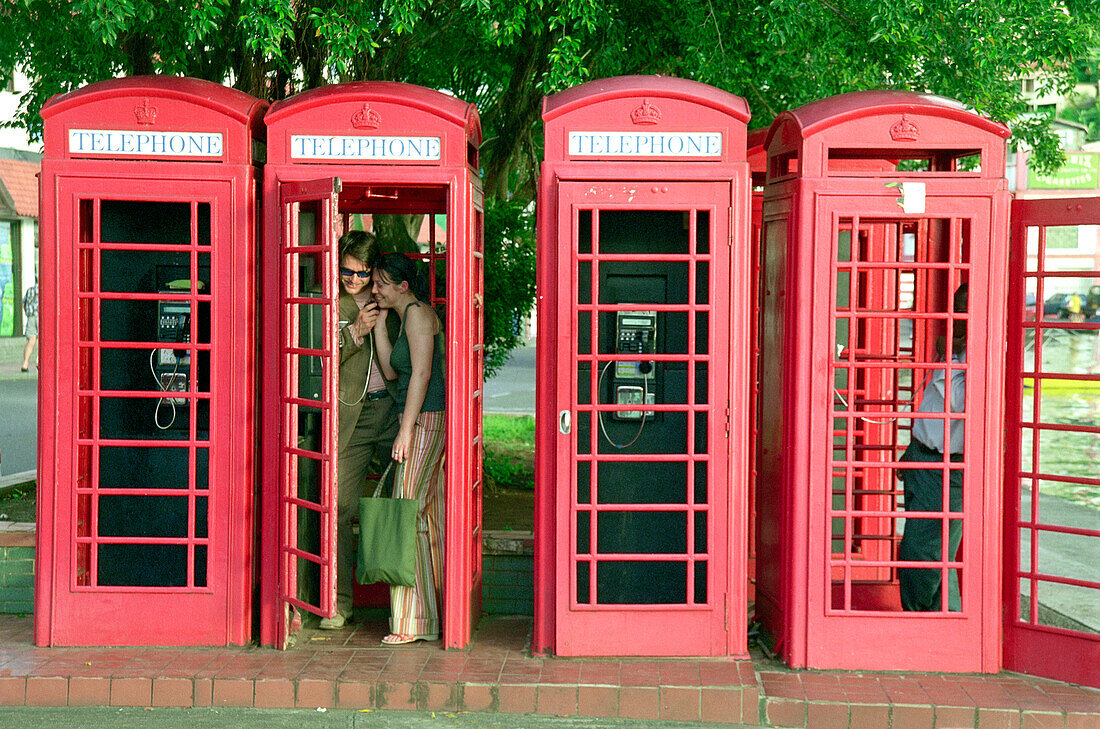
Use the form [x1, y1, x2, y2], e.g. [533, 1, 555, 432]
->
[290, 135, 442, 161]
[569, 131, 722, 157]
[69, 129, 224, 157]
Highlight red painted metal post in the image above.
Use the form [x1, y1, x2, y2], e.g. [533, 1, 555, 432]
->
[755, 91, 1011, 671]
[36, 77, 266, 646]
[258, 82, 484, 649]
[534, 76, 751, 657]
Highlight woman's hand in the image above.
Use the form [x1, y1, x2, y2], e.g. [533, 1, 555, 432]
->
[391, 424, 415, 463]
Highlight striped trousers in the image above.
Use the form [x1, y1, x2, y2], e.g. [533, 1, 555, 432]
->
[390, 410, 446, 636]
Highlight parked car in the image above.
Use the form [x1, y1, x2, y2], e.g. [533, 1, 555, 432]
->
[1043, 292, 1069, 318]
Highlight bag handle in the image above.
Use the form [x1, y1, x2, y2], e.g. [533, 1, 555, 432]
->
[370, 460, 396, 498]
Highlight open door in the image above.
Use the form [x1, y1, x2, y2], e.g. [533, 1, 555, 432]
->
[277, 177, 342, 644]
[1004, 196, 1100, 688]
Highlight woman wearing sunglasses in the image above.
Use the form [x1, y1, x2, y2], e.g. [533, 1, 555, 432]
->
[371, 252, 446, 645]
[323, 230, 399, 630]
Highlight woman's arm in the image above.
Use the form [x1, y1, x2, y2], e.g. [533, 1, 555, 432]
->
[373, 307, 397, 380]
[391, 304, 436, 463]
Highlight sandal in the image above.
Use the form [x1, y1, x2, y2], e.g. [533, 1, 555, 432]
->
[381, 632, 439, 645]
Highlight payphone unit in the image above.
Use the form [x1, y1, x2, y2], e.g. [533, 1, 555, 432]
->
[612, 310, 657, 421]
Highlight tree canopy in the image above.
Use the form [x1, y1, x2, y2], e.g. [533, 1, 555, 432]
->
[2, 0, 1095, 369]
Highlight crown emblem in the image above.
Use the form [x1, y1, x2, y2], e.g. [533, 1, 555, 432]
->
[890, 113, 919, 142]
[133, 98, 158, 126]
[630, 99, 662, 126]
[351, 103, 382, 130]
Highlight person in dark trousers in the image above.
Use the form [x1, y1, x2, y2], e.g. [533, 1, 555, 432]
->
[322, 231, 399, 630]
[898, 283, 968, 612]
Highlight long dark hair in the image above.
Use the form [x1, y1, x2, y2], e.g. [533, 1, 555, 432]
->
[375, 253, 431, 302]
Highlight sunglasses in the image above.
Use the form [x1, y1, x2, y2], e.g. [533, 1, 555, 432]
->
[339, 267, 372, 280]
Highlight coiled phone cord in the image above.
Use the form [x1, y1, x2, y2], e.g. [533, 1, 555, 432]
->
[596, 360, 651, 450]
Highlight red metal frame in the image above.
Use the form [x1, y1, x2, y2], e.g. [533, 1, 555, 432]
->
[36, 77, 265, 646]
[259, 82, 484, 649]
[1003, 196, 1100, 688]
[535, 76, 751, 657]
[276, 178, 342, 622]
[756, 91, 1011, 671]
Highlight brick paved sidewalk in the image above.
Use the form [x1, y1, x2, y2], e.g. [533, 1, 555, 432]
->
[0, 614, 1096, 727]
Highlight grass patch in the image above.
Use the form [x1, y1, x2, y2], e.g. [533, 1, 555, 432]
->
[483, 414, 535, 491]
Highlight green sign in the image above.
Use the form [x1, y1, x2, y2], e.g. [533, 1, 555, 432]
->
[1028, 152, 1100, 190]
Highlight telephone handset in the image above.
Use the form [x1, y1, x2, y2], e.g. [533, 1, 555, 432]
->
[613, 310, 657, 421]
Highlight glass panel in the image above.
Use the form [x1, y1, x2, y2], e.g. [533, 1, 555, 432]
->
[98, 544, 188, 587]
[696, 262, 709, 305]
[694, 210, 710, 255]
[296, 504, 323, 557]
[577, 361, 592, 405]
[577, 209, 592, 255]
[577, 460, 591, 504]
[297, 303, 325, 350]
[98, 495, 190, 538]
[596, 511, 687, 554]
[596, 412, 687, 455]
[100, 250, 203, 293]
[296, 455, 323, 504]
[599, 265, 684, 305]
[578, 261, 591, 306]
[295, 205, 318, 248]
[694, 462, 708, 504]
[598, 210, 689, 256]
[1019, 527, 1033, 573]
[1032, 380, 1098, 427]
[1035, 429, 1100, 483]
[694, 511, 707, 554]
[100, 200, 205, 246]
[577, 561, 590, 604]
[596, 561, 686, 604]
[1035, 329, 1100, 375]
[1034, 531, 1099, 585]
[195, 496, 208, 539]
[99, 446, 190, 489]
[296, 555, 320, 607]
[576, 411, 591, 455]
[1019, 577, 1033, 622]
[1031, 479, 1100, 529]
[694, 561, 707, 604]
[693, 415, 708, 455]
[297, 405, 324, 454]
[694, 362, 708, 405]
[1033, 579, 1100, 634]
[576, 511, 590, 554]
[694, 312, 708, 354]
[99, 396, 205, 440]
[297, 354, 325, 402]
[576, 310, 593, 355]
[194, 544, 207, 588]
[596, 461, 687, 504]
[99, 347, 210, 394]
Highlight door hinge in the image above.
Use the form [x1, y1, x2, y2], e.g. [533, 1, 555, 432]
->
[725, 400, 731, 438]
[724, 592, 730, 632]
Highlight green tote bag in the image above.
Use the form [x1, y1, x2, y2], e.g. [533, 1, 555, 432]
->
[356, 461, 418, 587]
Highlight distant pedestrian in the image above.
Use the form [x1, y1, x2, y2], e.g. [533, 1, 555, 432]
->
[20, 282, 37, 372]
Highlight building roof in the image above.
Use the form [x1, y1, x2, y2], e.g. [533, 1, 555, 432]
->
[0, 156, 40, 219]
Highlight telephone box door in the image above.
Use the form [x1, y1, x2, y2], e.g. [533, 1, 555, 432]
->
[48, 176, 237, 645]
[1003, 196, 1100, 688]
[554, 181, 732, 656]
[277, 177, 342, 632]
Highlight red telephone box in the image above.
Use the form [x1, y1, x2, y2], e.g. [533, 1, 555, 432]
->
[756, 91, 1011, 671]
[258, 82, 484, 649]
[534, 76, 751, 657]
[36, 77, 267, 645]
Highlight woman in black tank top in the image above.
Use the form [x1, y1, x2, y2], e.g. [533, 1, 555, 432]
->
[371, 253, 447, 645]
